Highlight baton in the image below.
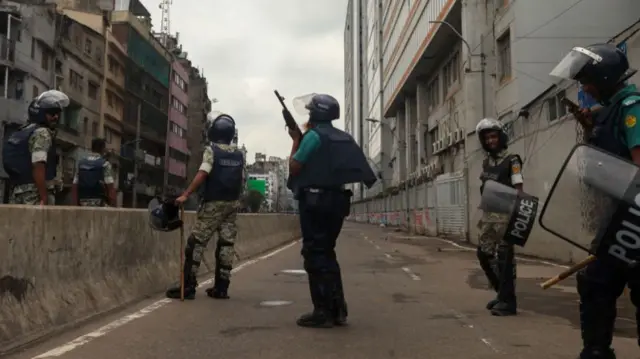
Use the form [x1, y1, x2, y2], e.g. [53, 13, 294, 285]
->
[179, 205, 185, 301]
[540, 255, 597, 289]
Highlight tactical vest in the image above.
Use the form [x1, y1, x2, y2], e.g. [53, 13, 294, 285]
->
[200, 144, 244, 202]
[77, 156, 106, 199]
[587, 91, 640, 160]
[291, 126, 377, 191]
[2, 124, 57, 186]
[479, 154, 518, 194]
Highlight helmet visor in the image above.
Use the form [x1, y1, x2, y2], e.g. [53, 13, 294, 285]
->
[549, 47, 602, 81]
[292, 93, 317, 117]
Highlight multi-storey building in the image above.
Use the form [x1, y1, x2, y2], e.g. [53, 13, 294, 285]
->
[0, 2, 58, 202]
[111, 0, 172, 207]
[182, 61, 211, 183]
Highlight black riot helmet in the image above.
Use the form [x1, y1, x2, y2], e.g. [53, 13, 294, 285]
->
[204, 111, 236, 144]
[148, 197, 183, 232]
[476, 118, 508, 153]
[293, 93, 340, 123]
[550, 44, 636, 100]
[27, 90, 70, 127]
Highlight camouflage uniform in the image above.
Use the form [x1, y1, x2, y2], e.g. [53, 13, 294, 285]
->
[9, 126, 56, 205]
[190, 143, 247, 282]
[73, 151, 115, 207]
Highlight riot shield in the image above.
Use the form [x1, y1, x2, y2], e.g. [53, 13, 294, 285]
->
[479, 180, 539, 247]
[538, 144, 640, 267]
[148, 197, 183, 232]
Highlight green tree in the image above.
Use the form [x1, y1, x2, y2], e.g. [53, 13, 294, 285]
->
[245, 190, 264, 213]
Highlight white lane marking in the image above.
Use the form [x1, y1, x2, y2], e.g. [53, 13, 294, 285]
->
[401, 267, 420, 281]
[450, 309, 502, 354]
[31, 240, 301, 359]
[384, 253, 393, 259]
[375, 245, 381, 250]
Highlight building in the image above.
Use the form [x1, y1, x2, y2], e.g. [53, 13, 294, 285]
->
[182, 60, 211, 182]
[248, 173, 273, 211]
[111, 0, 172, 207]
[0, 2, 58, 202]
[347, 0, 640, 240]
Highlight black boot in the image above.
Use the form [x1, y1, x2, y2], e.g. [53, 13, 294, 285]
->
[297, 273, 334, 328]
[206, 278, 230, 299]
[477, 248, 500, 310]
[166, 270, 197, 300]
[578, 348, 616, 359]
[491, 244, 517, 316]
[332, 272, 348, 325]
[576, 280, 617, 359]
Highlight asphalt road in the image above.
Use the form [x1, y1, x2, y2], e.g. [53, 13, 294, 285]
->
[7, 222, 640, 359]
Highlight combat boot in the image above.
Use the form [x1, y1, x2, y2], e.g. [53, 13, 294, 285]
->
[333, 299, 348, 326]
[578, 347, 616, 359]
[490, 301, 517, 316]
[166, 271, 197, 300]
[477, 248, 500, 310]
[297, 274, 334, 328]
[206, 278, 230, 299]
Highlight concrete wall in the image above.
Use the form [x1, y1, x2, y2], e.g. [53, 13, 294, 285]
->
[0, 208, 300, 352]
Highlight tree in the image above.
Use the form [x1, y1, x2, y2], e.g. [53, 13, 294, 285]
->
[245, 190, 264, 213]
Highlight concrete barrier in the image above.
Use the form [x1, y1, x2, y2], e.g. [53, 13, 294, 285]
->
[0, 206, 300, 351]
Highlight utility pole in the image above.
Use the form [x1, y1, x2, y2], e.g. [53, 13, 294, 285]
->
[132, 102, 141, 207]
[97, 10, 111, 138]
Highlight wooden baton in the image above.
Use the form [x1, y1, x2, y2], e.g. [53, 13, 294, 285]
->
[540, 255, 597, 289]
[179, 206, 185, 301]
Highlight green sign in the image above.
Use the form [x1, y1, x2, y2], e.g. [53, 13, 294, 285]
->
[247, 179, 266, 196]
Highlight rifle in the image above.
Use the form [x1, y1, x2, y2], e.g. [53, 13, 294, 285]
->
[274, 90, 302, 137]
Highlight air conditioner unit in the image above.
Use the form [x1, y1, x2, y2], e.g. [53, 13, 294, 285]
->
[436, 140, 442, 152]
[453, 130, 460, 142]
[432, 142, 438, 153]
[447, 133, 453, 146]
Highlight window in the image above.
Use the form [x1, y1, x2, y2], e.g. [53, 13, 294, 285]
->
[171, 96, 187, 114]
[30, 38, 35, 58]
[426, 76, 440, 112]
[107, 91, 114, 107]
[497, 30, 512, 82]
[442, 52, 460, 92]
[92, 122, 97, 136]
[41, 50, 49, 70]
[88, 82, 98, 100]
[84, 38, 92, 55]
[69, 69, 83, 91]
[32, 85, 39, 98]
[173, 72, 187, 92]
[104, 127, 113, 143]
[84, 117, 89, 133]
[170, 122, 186, 138]
[548, 90, 568, 122]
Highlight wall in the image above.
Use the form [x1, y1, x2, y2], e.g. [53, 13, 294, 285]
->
[0, 208, 301, 352]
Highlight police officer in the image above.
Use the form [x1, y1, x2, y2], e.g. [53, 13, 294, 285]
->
[2, 90, 70, 205]
[166, 111, 246, 300]
[72, 138, 116, 207]
[287, 93, 377, 328]
[549, 43, 639, 359]
[476, 118, 524, 317]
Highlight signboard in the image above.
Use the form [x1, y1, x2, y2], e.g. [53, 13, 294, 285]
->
[247, 179, 266, 196]
[577, 41, 628, 109]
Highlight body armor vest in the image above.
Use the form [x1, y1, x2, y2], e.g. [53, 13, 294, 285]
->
[479, 154, 518, 194]
[290, 126, 377, 192]
[77, 156, 106, 199]
[587, 91, 640, 160]
[200, 144, 244, 202]
[2, 124, 57, 185]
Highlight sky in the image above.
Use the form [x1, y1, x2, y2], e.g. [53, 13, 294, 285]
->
[140, 0, 349, 163]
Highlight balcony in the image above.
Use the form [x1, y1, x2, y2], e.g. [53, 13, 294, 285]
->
[0, 97, 26, 125]
[0, 35, 14, 65]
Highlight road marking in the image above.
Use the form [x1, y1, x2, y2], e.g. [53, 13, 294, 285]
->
[401, 267, 420, 280]
[375, 245, 382, 250]
[31, 240, 300, 359]
[384, 253, 393, 259]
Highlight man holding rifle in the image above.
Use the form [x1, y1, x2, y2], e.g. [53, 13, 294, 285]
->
[550, 43, 640, 359]
[277, 91, 376, 328]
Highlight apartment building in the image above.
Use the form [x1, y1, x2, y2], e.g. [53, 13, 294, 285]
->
[181, 60, 211, 183]
[347, 0, 640, 241]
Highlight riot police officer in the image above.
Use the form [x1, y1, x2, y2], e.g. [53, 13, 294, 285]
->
[476, 118, 524, 317]
[549, 43, 640, 359]
[287, 93, 377, 328]
[72, 138, 116, 207]
[2, 90, 70, 205]
[166, 111, 246, 300]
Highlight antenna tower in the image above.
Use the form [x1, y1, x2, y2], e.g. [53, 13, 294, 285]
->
[159, 0, 172, 46]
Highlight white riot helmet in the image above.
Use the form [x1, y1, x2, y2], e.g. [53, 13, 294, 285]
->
[476, 118, 508, 152]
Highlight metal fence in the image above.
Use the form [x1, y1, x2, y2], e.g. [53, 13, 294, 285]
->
[348, 171, 468, 240]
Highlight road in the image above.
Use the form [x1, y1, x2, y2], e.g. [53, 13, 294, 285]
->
[7, 222, 639, 359]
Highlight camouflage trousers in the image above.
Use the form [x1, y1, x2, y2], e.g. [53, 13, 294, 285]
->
[189, 201, 238, 281]
[79, 199, 106, 207]
[477, 220, 517, 278]
[9, 190, 56, 205]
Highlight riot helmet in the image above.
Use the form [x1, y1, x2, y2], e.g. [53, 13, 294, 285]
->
[204, 111, 236, 144]
[148, 197, 183, 232]
[27, 90, 70, 127]
[476, 118, 508, 153]
[293, 93, 340, 123]
[549, 44, 636, 101]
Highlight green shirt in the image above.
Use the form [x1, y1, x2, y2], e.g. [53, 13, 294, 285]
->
[615, 84, 640, 149]
[292, 123, 333, 163]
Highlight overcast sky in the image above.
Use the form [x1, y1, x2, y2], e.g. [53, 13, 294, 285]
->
[140, 0, 348, 163]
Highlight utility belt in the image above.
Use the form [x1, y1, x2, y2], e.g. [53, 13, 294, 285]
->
[299, 187, 353, 217]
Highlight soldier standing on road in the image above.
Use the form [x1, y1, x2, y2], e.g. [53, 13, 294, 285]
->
[2, 90, 70, 205]
[166, 111, 246, 300]
[549, 43, 640, 359]
[287, 93, 377, 328]
[476, 118, 524, 317]
[72, 138, 116, 207]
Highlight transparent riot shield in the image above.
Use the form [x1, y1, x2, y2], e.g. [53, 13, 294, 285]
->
[479, 180, 539, 247]
[538, 144, 640, 267]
